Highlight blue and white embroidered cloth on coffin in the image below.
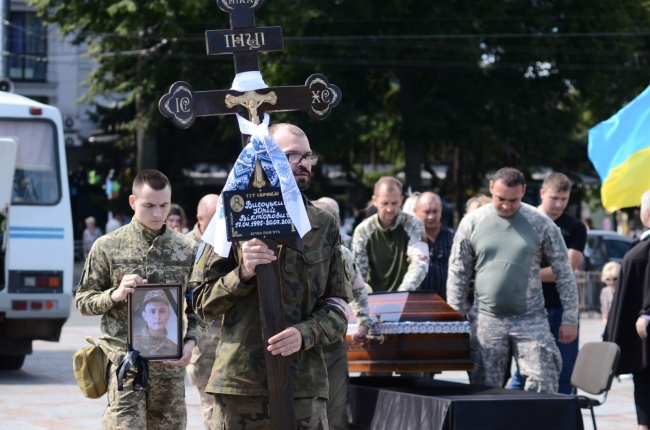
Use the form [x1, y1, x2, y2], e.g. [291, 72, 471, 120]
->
[201, 113, 311, 257]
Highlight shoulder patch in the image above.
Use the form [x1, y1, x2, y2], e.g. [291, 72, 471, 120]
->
[195, 242, 208, 264]
[190, 242, 212, 284]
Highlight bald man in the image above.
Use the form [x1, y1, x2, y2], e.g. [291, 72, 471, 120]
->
[187, 193, 220, 430]
[188, 194, 219, 243]
[413, 192, 454, 300]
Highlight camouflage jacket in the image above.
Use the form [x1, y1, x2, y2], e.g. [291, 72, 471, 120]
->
[132, 326, 179, 358]
[76, 219, 206, 378]
[187, 222, 202, 243]
[352, 211, 428, 292]
[186, 224, 223, 336]
[191, 198, 353, 398]
[341, 245, 372, 327]
[446, 203, 579, 326]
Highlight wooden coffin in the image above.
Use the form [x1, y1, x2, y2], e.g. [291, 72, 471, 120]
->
[346, 291, 474, 373]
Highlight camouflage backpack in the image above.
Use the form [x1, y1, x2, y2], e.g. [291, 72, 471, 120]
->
[72, 336, 108, 399]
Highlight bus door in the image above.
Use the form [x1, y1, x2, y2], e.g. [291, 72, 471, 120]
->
[0, 137, 17, 287]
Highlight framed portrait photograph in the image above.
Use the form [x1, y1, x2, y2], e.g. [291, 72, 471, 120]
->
[127, 283, 183, 361]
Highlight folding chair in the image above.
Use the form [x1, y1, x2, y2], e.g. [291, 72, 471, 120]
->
[570, 341, 620, 430]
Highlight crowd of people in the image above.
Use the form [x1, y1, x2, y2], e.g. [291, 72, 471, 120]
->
[76, 122, 649, 430]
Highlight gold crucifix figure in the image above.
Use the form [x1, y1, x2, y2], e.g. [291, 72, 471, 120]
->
[225, 90, 278, 124]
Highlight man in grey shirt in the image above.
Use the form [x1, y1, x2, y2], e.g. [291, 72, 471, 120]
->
[447, 168, 578, 393]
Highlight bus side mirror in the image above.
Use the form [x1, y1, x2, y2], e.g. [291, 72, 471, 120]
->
[0, 78, 14, 93]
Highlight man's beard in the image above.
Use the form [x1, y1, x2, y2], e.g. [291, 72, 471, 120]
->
[294, 166, 311, 191]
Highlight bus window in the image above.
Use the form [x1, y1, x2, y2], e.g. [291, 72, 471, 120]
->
[0, 120, 60, 205]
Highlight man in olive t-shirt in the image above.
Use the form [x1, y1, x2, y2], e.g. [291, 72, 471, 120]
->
[352, 176, 428, 293]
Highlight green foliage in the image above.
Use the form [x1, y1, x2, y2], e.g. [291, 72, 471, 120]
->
[30, 0, 650, 216]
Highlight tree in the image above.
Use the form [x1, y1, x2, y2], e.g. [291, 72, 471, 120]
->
[32, 0, 650, 221]
[278, 0, 650, 216]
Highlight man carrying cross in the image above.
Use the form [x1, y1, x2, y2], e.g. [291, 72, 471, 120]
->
[159, 1, 347, 427]
[191, 123, 352, 429]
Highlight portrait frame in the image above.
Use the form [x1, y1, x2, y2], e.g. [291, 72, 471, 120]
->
[127, 283, 183, 361]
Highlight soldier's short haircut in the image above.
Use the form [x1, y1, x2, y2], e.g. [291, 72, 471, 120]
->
[132, 169, 171, 195]
[543, 172, 572, 192]
[269, 123, 306, 140]
[374, 176, 403, 195]
[492, 168, 525, 187]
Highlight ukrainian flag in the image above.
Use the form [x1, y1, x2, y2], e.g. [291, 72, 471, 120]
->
[588, 84, 650, 211]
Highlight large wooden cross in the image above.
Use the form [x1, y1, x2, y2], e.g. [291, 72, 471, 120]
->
[158, 1, 342, 429]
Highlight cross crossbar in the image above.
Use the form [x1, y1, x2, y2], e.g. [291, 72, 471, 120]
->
[159, 74, 341, 128]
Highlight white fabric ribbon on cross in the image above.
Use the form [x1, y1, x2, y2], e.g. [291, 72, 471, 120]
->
[231, 71, 268, 92]
[201, 71, 311, 257]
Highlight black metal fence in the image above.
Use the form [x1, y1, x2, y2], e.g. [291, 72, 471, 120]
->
[576, 271, 604, 315]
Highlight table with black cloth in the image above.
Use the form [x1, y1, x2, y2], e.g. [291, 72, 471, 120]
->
[350, 377, 584, 430]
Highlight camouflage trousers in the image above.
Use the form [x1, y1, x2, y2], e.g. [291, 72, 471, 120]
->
[102, 361, 187, 430]
[468, 308, 561, 394]
[188, 324, 221, 430]
[323, 339, 349, 430]
[213, 394, 328, 430]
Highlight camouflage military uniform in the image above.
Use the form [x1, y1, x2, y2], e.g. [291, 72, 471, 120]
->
[133, 325, 178, 357]
[191, 198, 353, 429]
[187, 223, 221, 430]
[76, 219, 207, 429]
[103, 359, 188, 429]
[342, 246, 371, 329]
[352, 211, 427, 292]
[323, 245, 371, 430]
[447, 203, 578, 394]
[213, 394, 328, 430]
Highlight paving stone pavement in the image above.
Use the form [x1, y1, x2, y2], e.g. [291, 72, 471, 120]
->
[2, 315, 637, 430]
[0, 263, 638, 429]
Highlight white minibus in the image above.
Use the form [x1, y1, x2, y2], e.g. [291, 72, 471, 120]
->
[0, 91, 73, 370]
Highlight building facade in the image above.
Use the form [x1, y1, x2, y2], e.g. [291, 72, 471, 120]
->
[7, 0, 96, 147]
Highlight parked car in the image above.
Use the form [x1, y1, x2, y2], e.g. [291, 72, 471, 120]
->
[582, 230, 634, 272]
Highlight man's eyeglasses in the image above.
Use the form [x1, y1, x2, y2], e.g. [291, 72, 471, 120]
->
[286, 153, 319, 166]
[605, 277, 618, 282]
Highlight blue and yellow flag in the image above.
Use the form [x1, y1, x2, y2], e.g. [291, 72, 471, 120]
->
[588, 85, 650, 211]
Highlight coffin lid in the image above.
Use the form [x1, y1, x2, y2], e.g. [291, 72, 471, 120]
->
[347, 291, 464, 324]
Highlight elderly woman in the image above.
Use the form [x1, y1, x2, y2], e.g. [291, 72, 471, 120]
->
[600, 261, 621, 325]
[82, 216, 102, 259]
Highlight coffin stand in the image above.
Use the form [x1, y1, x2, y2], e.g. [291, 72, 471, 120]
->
[347, 291, 474, 373]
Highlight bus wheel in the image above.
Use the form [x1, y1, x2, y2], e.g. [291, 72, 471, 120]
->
[0, 355, 25, 370]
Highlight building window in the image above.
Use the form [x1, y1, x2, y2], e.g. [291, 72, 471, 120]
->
[7, 12, 47, 82]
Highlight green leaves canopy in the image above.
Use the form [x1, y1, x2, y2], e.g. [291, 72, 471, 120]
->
[31, 0, 650, 212]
